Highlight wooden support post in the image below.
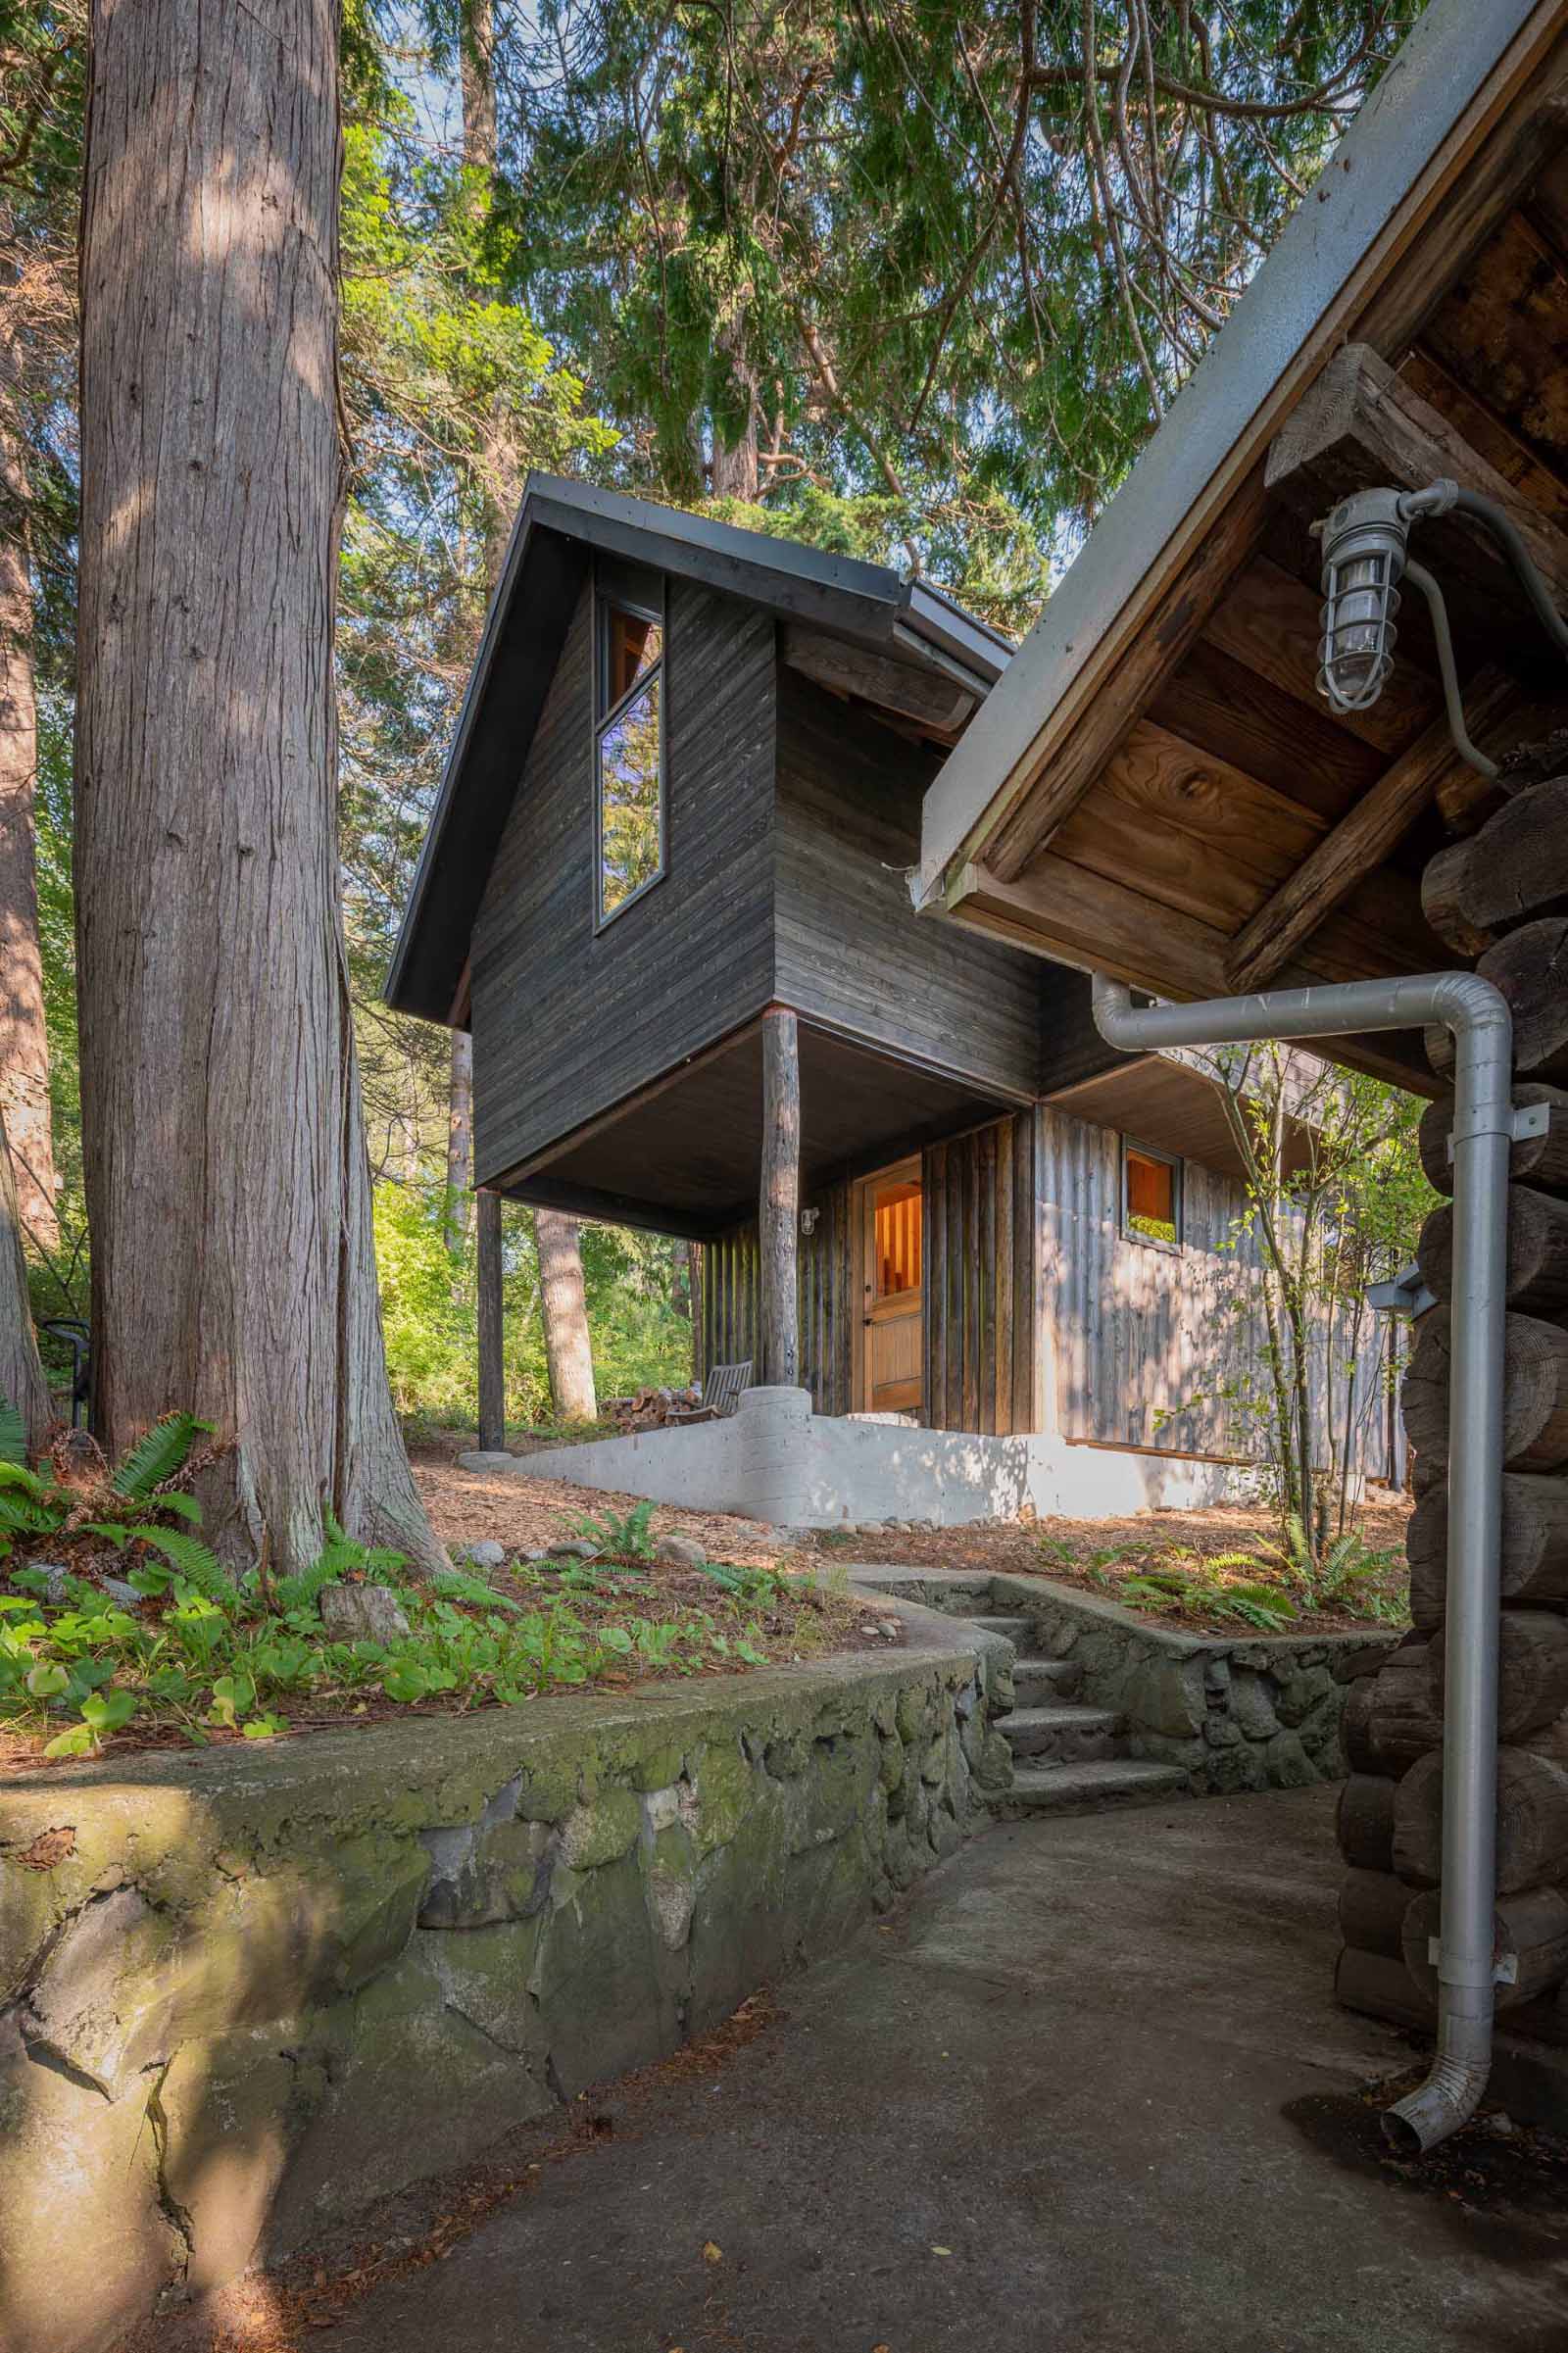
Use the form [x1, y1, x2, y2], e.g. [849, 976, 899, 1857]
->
[476, 1188, 505, 1450]
[760, 1008, 801, 1388]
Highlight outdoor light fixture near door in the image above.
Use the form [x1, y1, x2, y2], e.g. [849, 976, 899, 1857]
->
[1315, 478, 1568, 766]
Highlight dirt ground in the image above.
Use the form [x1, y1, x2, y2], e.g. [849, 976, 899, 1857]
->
[416, 1453, 1412, 1634]
[412, 1455, 795, 1569]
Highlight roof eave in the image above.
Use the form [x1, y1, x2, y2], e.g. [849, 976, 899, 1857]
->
[913, 0, 1558, 912]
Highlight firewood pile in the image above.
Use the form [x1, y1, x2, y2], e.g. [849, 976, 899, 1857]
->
[605, 1384, 703, 1432]
[1337, 743, 1568, 2037]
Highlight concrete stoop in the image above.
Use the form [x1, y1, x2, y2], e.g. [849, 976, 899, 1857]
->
[868, 1576, 1192, 1819]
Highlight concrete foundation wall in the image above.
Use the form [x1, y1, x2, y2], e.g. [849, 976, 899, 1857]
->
[0, 1606, 1012, 2353]
[486, 1385, 1259, 1529]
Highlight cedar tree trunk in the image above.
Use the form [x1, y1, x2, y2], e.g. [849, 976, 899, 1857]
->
[0, 1100, 49, 1452]
[75, 0, 444, 1574]
[536, 1211, 597, 1422]
[0, 282, 58, 1250]
[445, 1026, 473, 1255]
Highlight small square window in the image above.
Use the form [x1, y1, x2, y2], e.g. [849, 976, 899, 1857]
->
[595, 591, 665, 927]
[1123, 1141, 1182, 1250]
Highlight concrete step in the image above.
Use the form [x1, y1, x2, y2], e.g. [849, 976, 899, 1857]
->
[1012, 1656, 1083, 1705]
[965, 1614, 1037, 1643]
[999, 1704, 1122, 1764]
[1004, 1759, 1192, 1818]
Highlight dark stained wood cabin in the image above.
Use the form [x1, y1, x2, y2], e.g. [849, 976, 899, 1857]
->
[388, 479, 1394, 1465]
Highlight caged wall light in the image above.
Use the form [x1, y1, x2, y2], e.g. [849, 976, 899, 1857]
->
[1314, 479, 1568, 770]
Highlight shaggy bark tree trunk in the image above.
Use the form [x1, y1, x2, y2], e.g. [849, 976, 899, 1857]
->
[0, 1101, 49, 1453]
[75, 0, 443, 1574]
[536, 1210, 597, 1421]
[445, 1027, 473, 1255]
[0, 280, 58, 1251]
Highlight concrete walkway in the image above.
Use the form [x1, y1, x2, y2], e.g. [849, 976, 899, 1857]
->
[313, 1788, 1568, 2353]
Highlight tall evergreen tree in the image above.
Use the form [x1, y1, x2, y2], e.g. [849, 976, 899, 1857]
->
[75, 0, 443, 1571]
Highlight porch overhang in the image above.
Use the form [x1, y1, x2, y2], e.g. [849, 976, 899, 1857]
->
[914, 0, 1568, 1094]
[481, 1013, 1023, 1240]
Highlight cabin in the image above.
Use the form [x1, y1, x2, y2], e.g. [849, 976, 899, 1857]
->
[909, 0, 1568, 2120]
[388, 479, 1397, 1524]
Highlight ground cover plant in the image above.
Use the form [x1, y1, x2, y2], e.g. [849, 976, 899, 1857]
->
[798, 1496, 1412, 1636]
[0, 1413, 866, 1772]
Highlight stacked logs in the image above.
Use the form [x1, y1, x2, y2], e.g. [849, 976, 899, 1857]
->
[1335, 760, 1568, 2034]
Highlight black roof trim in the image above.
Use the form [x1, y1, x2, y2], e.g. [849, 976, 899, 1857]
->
[385, 474, 1009, 1024]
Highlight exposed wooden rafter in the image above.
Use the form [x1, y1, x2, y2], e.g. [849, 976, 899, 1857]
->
[781, 623, 977, 741]
[1223, 676, 1520, 993]
[1264, 340, 1568, 627]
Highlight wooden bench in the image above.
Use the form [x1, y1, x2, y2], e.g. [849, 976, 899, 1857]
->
[666, 1360, 753, 1425]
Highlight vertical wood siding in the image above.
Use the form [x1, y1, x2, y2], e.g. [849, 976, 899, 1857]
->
[696, 1178, 853, 1416]
[922, 1112, 1036, 1436]
[1038, 1104, 1398, 1478]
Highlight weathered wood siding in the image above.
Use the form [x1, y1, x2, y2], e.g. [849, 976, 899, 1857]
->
[470, 576, 776, 1185]
[922, 1114, 1037, 1436]
[1038, 1104, 1399, 1478]
[696, 1178, 854, 1417]
[774, 669, 1045, 1101]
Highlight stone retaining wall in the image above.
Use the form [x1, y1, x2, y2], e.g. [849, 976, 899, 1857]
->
[855, 1568, 1396, 1793]
[0, 1603, 1011, 2353]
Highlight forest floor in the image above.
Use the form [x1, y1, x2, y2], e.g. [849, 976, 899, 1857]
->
[414, 1446, 1413, 1638]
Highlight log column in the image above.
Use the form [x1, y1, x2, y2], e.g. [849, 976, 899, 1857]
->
[1338, 746, 1568, 2039]
[476, 1189, 505, 1450]
[760, 1008, 801, 1387]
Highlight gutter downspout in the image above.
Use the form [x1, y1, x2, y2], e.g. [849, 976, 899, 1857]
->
[1091, 970, 1513, 2153]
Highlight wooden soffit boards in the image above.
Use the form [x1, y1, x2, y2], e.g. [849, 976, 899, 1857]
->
[918, 0, 1568, 1000]
[490, 1017, 1015, 1236]
[1043, 1055, 1313, 1188]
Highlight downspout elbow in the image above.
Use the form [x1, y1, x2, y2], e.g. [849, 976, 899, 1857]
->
[1090, 974, 1141, 1051]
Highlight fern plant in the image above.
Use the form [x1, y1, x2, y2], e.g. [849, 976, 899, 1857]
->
[111, 1412, 213, 1500]
[569, 1499, 657, 1562]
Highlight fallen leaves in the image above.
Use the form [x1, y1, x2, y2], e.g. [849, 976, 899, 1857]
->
[17, 1824, 75, 1869]
[702, 2240, 723, 2264]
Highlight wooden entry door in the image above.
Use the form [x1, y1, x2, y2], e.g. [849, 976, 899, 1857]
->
[858, 1157, 924, 1414]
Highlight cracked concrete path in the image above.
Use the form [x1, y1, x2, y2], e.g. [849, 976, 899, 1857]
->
[313, 1788, 1568, 2353]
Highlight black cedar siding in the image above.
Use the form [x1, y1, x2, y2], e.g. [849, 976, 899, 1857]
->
[923, 1111, 1036, 1436]
[469, 575, 777, 1186]
[772, 667, 1043, 1101]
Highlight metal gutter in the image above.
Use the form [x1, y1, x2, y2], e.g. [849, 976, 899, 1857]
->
[1091, 968, 1514, 2154]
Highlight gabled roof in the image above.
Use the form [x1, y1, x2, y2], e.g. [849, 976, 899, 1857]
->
[386, 475, 1010, 1024]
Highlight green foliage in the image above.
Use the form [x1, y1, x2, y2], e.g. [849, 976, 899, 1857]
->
[1119, 1564, 1298, 1634]
[0, 1404, 28, 1467]
[569, 1499, 657, 1561]
[111, 1411, 211, 1499]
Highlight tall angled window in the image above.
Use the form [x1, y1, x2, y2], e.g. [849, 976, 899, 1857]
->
[595, 593, 665, 925]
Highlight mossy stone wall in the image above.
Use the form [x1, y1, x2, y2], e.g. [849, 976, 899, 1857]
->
[0, 1604, 1011, 2353]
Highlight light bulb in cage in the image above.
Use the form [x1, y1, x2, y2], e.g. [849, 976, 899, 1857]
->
[1315, 487, 1410, 713]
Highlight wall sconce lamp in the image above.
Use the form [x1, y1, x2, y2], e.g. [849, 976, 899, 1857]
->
[1315, 479, 1568, 775]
